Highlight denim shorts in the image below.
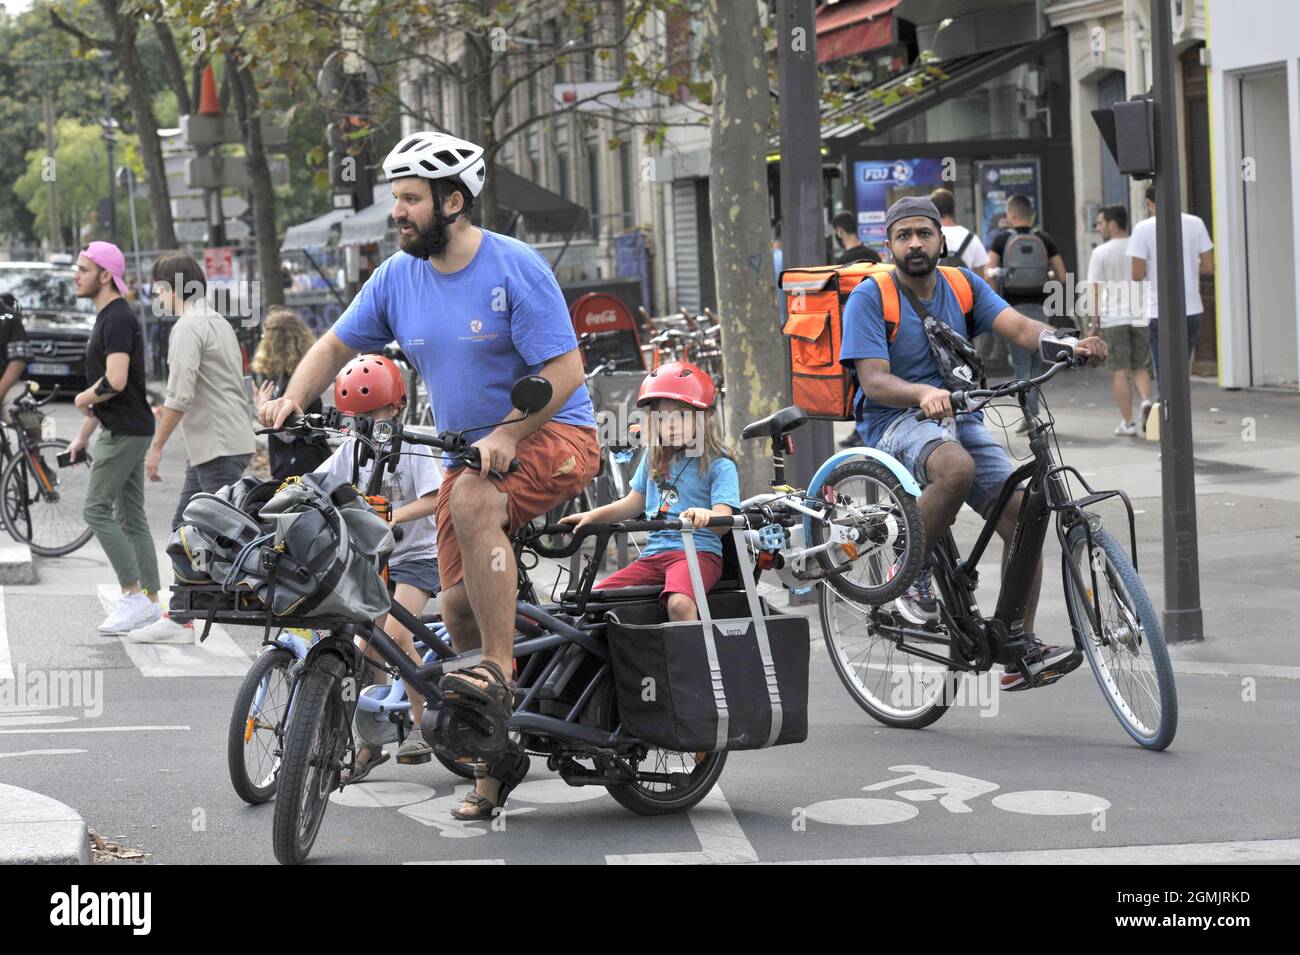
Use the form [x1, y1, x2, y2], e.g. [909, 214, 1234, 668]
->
[877, 413, 1018, 516]
[388, 558, 440, 595]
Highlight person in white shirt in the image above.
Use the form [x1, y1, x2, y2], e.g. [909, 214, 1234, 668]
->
[1127, 185, 1215, 399]
[931, 188, 990, 280]
[1085, 205, 1153, 436]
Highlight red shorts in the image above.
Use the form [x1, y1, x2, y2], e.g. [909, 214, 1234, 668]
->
[595, 550, 724, 607]
[436, 422, 599, 591]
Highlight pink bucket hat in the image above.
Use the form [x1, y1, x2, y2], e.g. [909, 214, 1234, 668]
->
[78, 241, 129, 296]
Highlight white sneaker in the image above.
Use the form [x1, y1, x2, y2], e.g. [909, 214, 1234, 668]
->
[1139, 399, 1153, 433]
[1114, 421, 1138, 436]
[128, 615, 195, 645]
[99, 593, 161, 634]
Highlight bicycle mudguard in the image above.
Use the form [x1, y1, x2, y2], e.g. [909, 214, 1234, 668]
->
[802, 448, 922, 544]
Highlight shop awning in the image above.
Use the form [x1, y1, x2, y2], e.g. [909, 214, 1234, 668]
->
[335, 167, 589, 246]
[817, 0, 903, 64]
[815, 30, 1064, 145]
[280, 207, 353, 252]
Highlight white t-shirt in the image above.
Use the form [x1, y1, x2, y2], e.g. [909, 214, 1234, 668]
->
[313, 435, 443, 564]
[941, 224, 990, 272]
[1085, 237, 1147, 328]
[1126, 213, 1214, 320]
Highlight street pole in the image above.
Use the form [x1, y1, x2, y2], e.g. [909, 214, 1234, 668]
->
[100, 52, 117, 244]
[42, 88, 61, 253]
[1150, 0, 1204, 644]
[777, 0, 833, 488]
[119, 166, 146, 334]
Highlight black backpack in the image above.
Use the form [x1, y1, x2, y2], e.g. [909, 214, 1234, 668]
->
[939, 231, 975, 270]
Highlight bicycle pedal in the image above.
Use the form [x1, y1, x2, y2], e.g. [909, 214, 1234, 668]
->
[396, 752, 432, 765]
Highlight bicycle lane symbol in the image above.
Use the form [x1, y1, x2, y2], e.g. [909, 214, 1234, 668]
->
[802, 765, 1111, 826]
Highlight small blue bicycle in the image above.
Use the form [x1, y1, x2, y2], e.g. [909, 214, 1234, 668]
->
[227, 622, 473, 805]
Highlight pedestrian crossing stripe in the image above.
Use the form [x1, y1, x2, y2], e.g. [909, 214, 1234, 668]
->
[96, 585, 250, 678]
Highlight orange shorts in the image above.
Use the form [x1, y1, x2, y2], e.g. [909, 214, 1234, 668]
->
[435, 422, 599, 591]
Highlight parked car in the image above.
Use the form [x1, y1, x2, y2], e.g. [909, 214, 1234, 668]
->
[0, 262, 95, 394]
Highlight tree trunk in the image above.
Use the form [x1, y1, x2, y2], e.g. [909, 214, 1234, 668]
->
[153, 16, 193, 115]
[702, 0, 784, 489]
[229, 60, 285, 307]
[99, 0, 177, 248]
[461, 23, 502, 232]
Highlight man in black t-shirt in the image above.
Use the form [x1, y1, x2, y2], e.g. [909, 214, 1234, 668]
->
[0, 293, 33, 436]
[67, 242, 163, 636]
[832, 210, 882, 265]
[986, 194, 1069, 422]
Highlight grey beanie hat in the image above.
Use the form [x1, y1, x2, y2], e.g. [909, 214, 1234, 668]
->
[885, 196, 942, 237]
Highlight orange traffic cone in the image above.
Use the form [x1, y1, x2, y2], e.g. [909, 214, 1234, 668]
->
[198, 65, 221, 116]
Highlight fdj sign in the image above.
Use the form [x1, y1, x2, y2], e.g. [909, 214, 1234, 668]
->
[860, 161, 916, 185]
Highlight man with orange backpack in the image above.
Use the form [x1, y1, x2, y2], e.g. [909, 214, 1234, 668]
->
[840, 196, 1107, 690]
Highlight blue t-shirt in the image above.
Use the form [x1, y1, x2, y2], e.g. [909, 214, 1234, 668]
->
[839, 268, 1008, 446]
[630, 452, 742, 558]
[333, 231, 596, 437]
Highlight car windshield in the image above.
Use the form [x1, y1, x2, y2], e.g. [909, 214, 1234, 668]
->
[0, 268, 95, 316]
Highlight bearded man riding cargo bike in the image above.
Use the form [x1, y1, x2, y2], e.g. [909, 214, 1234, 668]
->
[259, 130, 600, 817]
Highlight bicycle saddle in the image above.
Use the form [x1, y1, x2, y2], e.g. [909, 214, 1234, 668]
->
[742, 406, 809, 441]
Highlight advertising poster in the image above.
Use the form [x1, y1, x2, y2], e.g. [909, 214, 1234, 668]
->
[851, 158, 947, 258]
[975, 159, 1043, 250]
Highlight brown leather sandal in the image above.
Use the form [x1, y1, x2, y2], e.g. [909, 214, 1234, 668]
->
[438, 660, 516, 714]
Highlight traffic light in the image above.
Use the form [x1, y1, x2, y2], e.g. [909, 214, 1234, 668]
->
[1092, 94, 1156, 180]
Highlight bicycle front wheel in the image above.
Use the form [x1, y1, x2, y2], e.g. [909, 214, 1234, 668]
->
[0, 439, 94, 556]
[1063, 526, 1177, 751]
[272, 655, 350, 864]
[227, 647, 295, 805]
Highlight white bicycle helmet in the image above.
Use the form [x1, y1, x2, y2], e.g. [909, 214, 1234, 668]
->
[382, 130, 486, 197]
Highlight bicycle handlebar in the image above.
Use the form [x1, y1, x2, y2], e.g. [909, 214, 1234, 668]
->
[912, 356, 1082, 422]
[525, 515, 744, 559]
[257, 413, 521, 479]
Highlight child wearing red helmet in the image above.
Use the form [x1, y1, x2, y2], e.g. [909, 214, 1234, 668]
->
[314, 354, 443, 779]
[561, 361, 740, 622]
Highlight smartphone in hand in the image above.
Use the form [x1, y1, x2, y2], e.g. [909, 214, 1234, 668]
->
[56, 450, 89, 467]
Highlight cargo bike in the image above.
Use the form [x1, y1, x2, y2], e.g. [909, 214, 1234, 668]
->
[173, 378, 818, 864]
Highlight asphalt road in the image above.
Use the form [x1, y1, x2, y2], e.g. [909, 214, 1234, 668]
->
[1, 379, 1297, 865]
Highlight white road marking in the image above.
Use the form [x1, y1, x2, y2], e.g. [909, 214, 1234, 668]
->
[0, 748, 87, 758]
[990, 790, 1111, 816]
[0, 586, 10, 683]
[331, 781, 435, 808]
[97, 585, 251, 677]
[0, 724, 190, 735]
[804, 797, 919, 826]
[510, 778, 609, 804]
[406, 859, 506, 865]
[0, 714, 78, 727]
[777, 838, 1300, 866]
[606, 786, 759, 864]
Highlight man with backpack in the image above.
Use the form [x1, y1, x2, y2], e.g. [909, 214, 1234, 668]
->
[840, 195, 1107, 690]
[930, 188, 989, 280]
[987, 194, 1069, 424]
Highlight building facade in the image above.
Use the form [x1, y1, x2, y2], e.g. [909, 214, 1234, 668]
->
[1204, 0, 1299, 389]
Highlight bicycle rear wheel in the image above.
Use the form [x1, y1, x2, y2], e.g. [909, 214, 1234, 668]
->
[272, 655, 350, 864]
[0, 439, 93, 556]
[1063, 526, 1177, 751]
[819, 584, 956, 728]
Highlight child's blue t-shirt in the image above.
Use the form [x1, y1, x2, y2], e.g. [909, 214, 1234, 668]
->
[839, 267, 1007, 446]
[630, 452, 742, 558]
[332, 230, 596, 437]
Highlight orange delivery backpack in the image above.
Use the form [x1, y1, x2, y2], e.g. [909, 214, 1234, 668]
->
[779, 262, 974, 420]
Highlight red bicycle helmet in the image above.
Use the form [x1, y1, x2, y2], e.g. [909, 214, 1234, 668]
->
[636, 360, 716, 409]
[334, 354, 407, 413]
